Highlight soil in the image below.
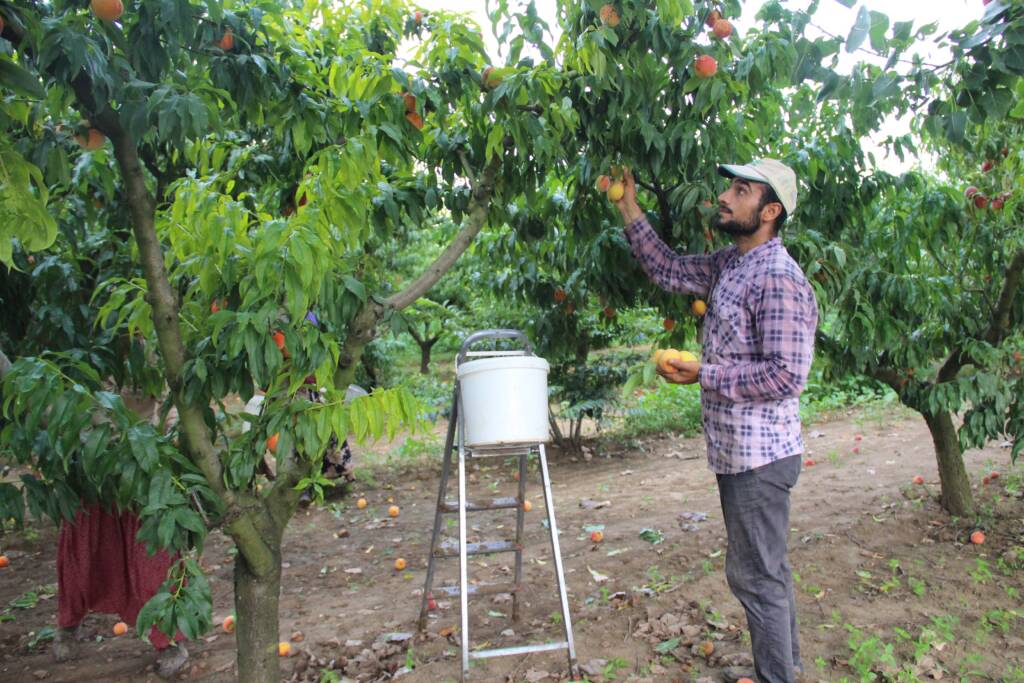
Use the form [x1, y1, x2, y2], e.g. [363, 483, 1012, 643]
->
[1, 410, 1022, 683]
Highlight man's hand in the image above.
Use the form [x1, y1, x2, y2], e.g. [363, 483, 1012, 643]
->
[657, 359, 700, 385]
[614, 168, 644, 224]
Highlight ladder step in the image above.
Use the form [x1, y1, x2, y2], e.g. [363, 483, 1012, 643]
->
[435, 539, 520, 558]
[441, 497, 520, 513]
[436, 582, 522, 598]
[470, 641, 570, 660]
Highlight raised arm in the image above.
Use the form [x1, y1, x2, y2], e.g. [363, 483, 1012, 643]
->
[616, 169, 717, 296]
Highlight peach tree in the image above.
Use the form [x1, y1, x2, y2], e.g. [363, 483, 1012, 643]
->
[0, 0, 575, 679]
[790, 0, 1024, 516]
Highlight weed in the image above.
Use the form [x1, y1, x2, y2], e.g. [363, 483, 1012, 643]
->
[601, 657, 629, 680]
[969, 557, 993, 584]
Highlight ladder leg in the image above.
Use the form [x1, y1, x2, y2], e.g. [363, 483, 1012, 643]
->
[537, 444, 579, 679]
[418, 387, 460, 632]
[512, 450, 528, 622]
[457, 410, 471, 681]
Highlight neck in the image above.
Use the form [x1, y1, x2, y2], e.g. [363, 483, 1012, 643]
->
[733, 223, 776, 254]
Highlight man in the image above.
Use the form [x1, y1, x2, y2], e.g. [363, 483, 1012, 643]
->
[614, 159, 818, 683]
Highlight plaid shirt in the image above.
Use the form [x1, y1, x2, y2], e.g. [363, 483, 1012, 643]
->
[625, 217, 818, 474]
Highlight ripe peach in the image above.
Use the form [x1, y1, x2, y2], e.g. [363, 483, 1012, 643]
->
[388, 505, 400, 517]
[969, 530, 985, 545]
[973, 193, 989, 209]
[91, 0, 124, 22]
[658, 349, 696, 373]
[402, 92, 417, 113]
[607, 181, 625, 202]
[712, 19, 733, 38]
[267, 433, 279, 453]
[278, 641, 292, 656]
[222, 615, 235, 632]
[112, 621, 128, 636]
[394, 558, 407, 570]
[694, 55, 717, 79]
[599, 4, 620, 27]
[705, 9, 721, 28]
[590, 530, 604, 543]
[482, 66, 503, 89]
[691, 299, 707, 316]
[603, 306, 616, 319]
[0, 555, 9, 568]
[405, 111, 424, 130]
[553, 288, 567, 303]
[804, 458, 814, 467]
[912, 475, 924, 485]
[663, 318, 675, 331]
[76, 128, 106, 151]
[596, 175, 611, 193]
[218, 29, 234, 51]
[522, 500, 532, 512]
[414, 10, 423, 25]
[356, 498, 368, 509]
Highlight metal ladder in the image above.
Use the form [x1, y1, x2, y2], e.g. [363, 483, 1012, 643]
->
[417, 330, 579, 681]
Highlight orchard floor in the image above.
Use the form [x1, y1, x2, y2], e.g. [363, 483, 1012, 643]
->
[1, 409, 1023, 683]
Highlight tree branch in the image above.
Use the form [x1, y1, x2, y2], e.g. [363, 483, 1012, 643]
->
[60, 64, 278, 576]
[385, 157, 500, 311]
[333, 156, 501, 389]
[938, 249, 1024, 381]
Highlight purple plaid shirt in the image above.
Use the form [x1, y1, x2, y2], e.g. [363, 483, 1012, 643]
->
[625, 217, 818, 474]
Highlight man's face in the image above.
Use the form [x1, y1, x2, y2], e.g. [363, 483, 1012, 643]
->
[712, 178, 768, 237]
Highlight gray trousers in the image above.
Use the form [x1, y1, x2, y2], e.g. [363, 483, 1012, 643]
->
[716, 455, 802, 683]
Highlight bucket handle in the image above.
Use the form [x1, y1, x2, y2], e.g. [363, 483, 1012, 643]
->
[457, 329, 533, 365]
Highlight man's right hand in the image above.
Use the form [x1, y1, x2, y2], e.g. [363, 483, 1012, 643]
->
[615, 168, 644, 224]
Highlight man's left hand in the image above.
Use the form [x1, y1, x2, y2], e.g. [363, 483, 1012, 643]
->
[657, 360, 700, 385]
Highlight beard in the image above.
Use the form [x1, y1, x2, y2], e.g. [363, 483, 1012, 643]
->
[711, 209, 758, 237]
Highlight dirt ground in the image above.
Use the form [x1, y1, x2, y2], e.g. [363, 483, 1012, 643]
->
[1, 409, 1022, 683]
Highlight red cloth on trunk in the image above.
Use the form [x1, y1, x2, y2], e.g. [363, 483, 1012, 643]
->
[57, 503, 182, 650]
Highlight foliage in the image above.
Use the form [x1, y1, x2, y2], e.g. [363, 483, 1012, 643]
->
[620, 380, 704, 439]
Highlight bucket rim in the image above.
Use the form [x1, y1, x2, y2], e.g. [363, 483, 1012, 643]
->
[456, 355, 550, 378]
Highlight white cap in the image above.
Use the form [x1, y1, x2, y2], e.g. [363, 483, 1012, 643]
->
[717, 158, 798, 216]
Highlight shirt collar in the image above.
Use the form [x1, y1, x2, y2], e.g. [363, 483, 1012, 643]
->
[736, 236, 781, 262]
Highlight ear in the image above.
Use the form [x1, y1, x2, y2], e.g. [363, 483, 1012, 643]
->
[759, 201, 782, 223]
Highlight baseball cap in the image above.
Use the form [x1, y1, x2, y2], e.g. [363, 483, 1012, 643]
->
[717, 158, 798, 215]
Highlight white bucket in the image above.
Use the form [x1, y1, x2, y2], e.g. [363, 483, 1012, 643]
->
[457, 356, 550, 447]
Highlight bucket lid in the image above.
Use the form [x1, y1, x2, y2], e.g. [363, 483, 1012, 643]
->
[456, 355, 549, 379]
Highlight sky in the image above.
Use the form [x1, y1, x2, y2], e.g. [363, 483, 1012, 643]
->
[407, 0, 986, 172]
[410, 0, 982, 61]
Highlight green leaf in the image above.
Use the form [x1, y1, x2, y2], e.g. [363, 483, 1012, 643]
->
[0, 55, 45, 98]
[868, 12, 890, 52]
[846, 6, 870, 54]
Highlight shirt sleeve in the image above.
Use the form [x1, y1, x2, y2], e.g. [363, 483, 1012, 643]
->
[623, 216, 716, 296]
[698, 273, 818, 402]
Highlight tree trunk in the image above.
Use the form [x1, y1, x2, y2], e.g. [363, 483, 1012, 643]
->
[234, 529, 284, 683]
[418, 336, 438, 375]
[922, 411, 974, 516]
